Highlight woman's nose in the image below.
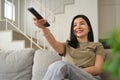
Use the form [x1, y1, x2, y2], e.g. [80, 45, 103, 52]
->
[77, 25, 81, 28]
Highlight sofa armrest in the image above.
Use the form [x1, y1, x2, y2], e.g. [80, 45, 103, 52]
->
[101, 49, 112, 80]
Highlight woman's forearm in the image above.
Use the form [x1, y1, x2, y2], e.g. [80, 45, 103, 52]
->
[41, 28, 64, 54]
[83, 66, 102, 76]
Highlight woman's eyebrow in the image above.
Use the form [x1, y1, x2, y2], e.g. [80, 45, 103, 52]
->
[80, 21, 85, 23]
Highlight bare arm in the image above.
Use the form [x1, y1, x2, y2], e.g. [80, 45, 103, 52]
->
[42, 28, 65, 54]
[33, 18, 64, 54]
[83, 55, 104, 76]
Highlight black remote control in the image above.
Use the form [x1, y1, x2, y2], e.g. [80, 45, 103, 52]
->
[28, 7, 50, 27]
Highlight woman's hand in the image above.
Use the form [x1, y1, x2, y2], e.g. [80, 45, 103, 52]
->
[33, 17, 47, 29]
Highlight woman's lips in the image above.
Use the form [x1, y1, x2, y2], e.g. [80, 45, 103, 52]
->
[76, 30, 83, 34]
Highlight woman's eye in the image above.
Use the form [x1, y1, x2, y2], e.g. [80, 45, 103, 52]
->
[80, 22, 85, 25]
[73, 24, 77, 27]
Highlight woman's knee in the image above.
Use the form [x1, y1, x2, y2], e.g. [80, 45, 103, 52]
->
[48, 61, 68, 71]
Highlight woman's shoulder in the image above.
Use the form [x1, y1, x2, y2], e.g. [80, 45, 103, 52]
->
[89, 42, 103, 45]
[88, 42, 104, 48]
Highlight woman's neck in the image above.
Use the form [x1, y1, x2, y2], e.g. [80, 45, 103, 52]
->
[77, 37, 89, 43]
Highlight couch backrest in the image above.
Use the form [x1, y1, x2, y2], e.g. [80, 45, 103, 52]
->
[0, 48, 35, 80]
[32, 50, 62, 80]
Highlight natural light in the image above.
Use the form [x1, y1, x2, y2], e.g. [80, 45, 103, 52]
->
[4, 0, 15, 21]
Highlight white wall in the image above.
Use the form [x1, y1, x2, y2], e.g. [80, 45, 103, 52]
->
[50, 0, 98, 42]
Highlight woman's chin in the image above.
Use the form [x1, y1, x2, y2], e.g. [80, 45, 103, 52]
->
[76, 35, 83, 38]
[76, 34, 83, 37]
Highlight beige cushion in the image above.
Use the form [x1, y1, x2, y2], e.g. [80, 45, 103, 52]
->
[32, 50, 62, 80]
[0, 48, 35, 80]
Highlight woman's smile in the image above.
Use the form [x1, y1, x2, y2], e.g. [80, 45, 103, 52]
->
[76, 29, 83, 34]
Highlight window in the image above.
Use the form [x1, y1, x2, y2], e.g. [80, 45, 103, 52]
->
[4, 0, 15, 21]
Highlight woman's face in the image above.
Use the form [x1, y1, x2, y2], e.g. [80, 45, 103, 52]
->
[73, 17, 89, 38]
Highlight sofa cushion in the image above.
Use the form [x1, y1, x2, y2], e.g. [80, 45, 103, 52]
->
[0, 48, 35, 80]
[32, 50, 62, 80]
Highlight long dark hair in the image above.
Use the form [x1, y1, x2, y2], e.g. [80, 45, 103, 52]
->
[67, 15, 94, 48]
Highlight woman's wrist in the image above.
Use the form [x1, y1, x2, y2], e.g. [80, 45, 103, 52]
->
[40, 28, 50, 37]
[43, 29, 50, 37]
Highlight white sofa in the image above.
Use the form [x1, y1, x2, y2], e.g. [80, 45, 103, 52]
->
[0, 48, 61, 80]
[0, 48, 111, 80]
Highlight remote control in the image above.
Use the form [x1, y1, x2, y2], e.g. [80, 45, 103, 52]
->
[28, 7, 50, 27]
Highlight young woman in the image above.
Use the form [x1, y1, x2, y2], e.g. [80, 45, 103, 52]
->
[33, 15, 105, 80]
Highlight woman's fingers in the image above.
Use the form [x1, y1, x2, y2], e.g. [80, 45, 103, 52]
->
[38, 19, 47, 24]
[33, 17, 47, 28]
